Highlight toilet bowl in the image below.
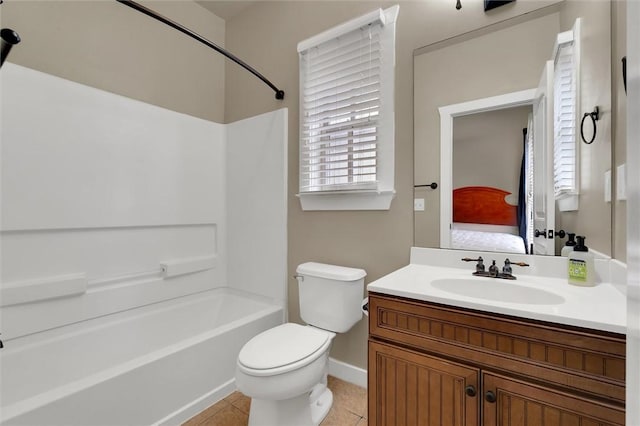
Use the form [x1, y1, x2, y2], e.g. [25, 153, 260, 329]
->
[235, 262, 366, 426]
[236, 323, 335, 425]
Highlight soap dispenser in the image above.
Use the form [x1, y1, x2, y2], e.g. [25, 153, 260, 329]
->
[568, 236, 595, 286]
[561, 233, 577, 257]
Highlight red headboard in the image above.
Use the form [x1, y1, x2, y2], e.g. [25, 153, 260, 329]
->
[453, 186, 517, 226]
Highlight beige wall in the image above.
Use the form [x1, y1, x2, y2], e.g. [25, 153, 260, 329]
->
[612, 0, 627, 260]
[224, 0, 561, 369]
[2, 0, 623, 372]
[413, 12, 560, 248]
[414, 1, 616, 258]
[453, 106, 531, 205]
[1, 0, 226, 122]
[554, 0, 613, 257]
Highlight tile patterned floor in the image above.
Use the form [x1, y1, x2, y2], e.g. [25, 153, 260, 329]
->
[183, 376, 367, 426]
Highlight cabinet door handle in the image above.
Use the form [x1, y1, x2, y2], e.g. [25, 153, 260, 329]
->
[485, 390, 497, 403]
[464, 385, 476, 397]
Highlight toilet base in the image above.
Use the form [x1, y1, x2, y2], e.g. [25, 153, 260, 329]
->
[248, 386, 333, 426]
[310, 384, 333, 425]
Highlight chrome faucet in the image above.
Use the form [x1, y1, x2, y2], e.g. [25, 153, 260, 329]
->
[462, 257, 529, 280]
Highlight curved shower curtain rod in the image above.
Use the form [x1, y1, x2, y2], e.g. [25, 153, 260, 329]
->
[0, 28, 21, 68]
[116, 0, 285, 100]
[1, 0, 21, 69]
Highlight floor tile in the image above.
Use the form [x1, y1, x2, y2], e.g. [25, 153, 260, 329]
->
[356, 417, 369, 426]
[228, 392, 251, 414]
[199, 404, 248, 426]
[319, 406, 362, 426]
[183, 400, 231, 426]
[224, 392, 241, 404]
[327, 376, 368, 417]
[183, 375, 367, 426]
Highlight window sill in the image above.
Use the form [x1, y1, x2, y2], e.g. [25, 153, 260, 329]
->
[557, 193, 579, 212]
[298, 189, 395, 211]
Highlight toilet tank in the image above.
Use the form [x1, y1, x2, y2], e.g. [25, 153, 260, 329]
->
[296, 262, 366, 333]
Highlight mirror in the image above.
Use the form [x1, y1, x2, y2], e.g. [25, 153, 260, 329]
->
[413, 2, 613, 257]
[452, 105, 533, 254]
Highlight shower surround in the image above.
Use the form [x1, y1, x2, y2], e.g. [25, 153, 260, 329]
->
[0, 63, 287, 425]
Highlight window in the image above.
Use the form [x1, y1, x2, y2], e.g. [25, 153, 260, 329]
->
[297, 6, 398, 211]
[552, 19, 581, 211]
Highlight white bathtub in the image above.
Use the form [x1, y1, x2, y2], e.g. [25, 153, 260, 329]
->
[0, 288, 284, 425]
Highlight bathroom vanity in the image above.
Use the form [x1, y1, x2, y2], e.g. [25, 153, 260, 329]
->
[367, 248, 626, 425]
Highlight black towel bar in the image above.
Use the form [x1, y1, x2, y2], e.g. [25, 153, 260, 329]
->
[580, 106, 599, 145]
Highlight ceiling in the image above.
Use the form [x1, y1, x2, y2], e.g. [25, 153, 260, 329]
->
[197, 1, 258, 21]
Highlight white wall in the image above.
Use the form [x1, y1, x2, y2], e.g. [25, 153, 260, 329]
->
[1, 64, 225, 230]
[1, 64, 227, 340]
[226, 109, 288, 307]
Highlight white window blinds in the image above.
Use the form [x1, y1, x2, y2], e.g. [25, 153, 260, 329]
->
[553, 40, 577, 197]
[552, 18, 581, 211]
[299, 15, 385, 193]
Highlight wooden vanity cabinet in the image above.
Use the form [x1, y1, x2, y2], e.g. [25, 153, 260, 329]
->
[368, 293, 626, 426]
[369, 340, 479, 425]
[482, 373, 624, 426]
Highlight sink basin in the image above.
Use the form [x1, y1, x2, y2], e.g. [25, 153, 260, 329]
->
[431, 278, 565, 305]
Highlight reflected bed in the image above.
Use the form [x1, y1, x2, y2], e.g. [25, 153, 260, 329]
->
[452, 186, 526, 254]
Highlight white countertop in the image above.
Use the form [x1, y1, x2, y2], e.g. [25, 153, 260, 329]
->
[367, 248, 626, 335]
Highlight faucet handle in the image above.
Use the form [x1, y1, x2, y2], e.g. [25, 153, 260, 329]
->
[488, 260, 499, 276]
[502, 258, 513, 275]
[462, 257, 485, 273]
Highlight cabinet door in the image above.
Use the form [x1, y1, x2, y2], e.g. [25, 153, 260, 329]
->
[482, 373, 625, 426]
[368, 340, 480, 426]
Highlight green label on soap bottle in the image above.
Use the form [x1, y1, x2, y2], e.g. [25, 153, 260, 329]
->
[569, 259, 587, 282]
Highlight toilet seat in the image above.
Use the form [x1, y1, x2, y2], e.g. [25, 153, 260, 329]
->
[238, 323, 334, 377]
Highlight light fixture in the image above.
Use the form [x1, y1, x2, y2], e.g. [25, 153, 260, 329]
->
[456, 0, 462, 10]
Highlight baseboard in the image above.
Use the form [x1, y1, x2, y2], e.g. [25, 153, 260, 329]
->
[154, 378, 236, 426]
[156, 359, 366, 425]
[328, 357, 367, 389]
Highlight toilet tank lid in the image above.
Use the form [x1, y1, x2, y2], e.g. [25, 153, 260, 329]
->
[296, 262, 366, 281]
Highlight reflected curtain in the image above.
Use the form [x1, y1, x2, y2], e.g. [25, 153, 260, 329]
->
[517, 128, 528, 253]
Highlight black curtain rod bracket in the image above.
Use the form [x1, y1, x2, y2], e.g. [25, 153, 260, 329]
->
[116, 0, 284, 100]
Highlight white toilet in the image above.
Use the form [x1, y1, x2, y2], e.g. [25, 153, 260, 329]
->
[235, 262, 366, 426]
